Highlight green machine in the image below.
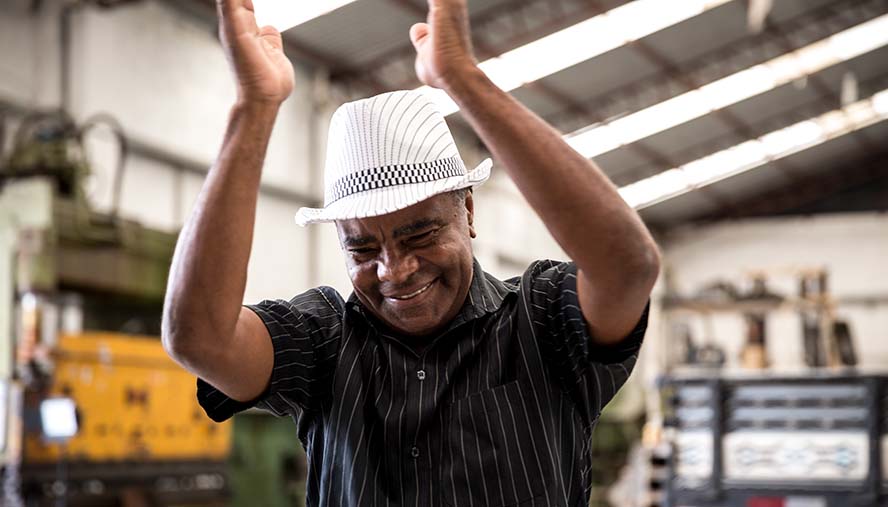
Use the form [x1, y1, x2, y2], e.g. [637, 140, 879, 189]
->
[230, 414, 306, 507]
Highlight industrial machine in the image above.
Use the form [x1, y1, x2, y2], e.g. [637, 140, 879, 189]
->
[0, 110, 233, 506]
[661, 371, 886, 507]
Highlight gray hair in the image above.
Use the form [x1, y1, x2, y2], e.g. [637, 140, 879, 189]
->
[450, 187, 470, 204]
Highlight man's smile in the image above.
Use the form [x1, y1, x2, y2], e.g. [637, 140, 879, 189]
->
[384, 279, 437, 301]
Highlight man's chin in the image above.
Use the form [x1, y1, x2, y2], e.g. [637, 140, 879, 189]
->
[386, 314, 446, 338]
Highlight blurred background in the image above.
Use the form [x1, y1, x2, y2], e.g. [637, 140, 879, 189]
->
[0, 0, 887, 505]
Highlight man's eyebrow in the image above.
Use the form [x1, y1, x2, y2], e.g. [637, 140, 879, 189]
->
[343, 235, 377, 248]
[393, 218, 447, 239]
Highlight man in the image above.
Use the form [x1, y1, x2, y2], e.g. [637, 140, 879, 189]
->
[162, 0, 660, 505]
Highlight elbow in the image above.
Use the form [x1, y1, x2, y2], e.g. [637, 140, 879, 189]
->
[161, 288, 183, 360]
[161, 307, 197, 366]
[161, 311, 183, 362]
[161, 303, 229, 374]
[646, 242, 662, 284]
[631, 240, 661, 294]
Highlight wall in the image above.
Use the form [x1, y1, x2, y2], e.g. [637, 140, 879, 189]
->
[0, 1, 56, 108]
[473, 171, 567, 278]
[655, 212, 888, 371]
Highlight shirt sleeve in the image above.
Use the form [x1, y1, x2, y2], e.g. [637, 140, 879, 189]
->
[527, 260, 649, 424]
[196, 286, 344, 422]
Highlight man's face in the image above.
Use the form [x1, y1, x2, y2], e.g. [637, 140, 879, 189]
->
[336, 191, 476, 337]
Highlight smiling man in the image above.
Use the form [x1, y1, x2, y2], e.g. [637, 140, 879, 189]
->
[162, 0, 660, 506]
[337, 198, 475, 338]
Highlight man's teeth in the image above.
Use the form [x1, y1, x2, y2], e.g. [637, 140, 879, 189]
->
[390, 281, 434, 300]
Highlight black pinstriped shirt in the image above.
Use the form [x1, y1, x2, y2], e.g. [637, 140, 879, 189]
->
[197, 259, 648, 507]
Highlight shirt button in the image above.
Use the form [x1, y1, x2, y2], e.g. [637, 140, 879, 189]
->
[410, 446, 420, 459]
[416, 370, 426, 381]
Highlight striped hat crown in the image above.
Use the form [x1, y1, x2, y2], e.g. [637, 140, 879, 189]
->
[295, 90, 491, 226]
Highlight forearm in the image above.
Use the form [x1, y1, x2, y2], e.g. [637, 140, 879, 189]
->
[444, 69, 659, 284]
[162, 101, 278, 360]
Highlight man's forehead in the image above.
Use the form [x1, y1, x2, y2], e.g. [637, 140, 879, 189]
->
[337, 215, 448, 243]
[336, 194, 456, 242]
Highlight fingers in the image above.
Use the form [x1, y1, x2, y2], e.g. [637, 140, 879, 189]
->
[425, 0, 466, 10]
[216, 0, 254, 13]
[217, 0, 259, 38]
[409, 22, 429, 49]
[216, 0, 257, 25]
[216, 0, 236, 18]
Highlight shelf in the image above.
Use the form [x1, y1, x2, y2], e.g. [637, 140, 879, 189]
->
[660, 297, 827, 314]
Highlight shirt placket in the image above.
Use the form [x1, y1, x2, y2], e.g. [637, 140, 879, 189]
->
[401, 352, 429, 506]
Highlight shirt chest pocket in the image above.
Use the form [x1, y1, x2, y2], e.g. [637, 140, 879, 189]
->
[441, 380, 547, 507]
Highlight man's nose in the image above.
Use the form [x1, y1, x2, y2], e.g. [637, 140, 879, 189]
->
[377, 251, 418, 285]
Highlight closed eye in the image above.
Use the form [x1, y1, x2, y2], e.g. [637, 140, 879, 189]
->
[349, 248, 377, 254]
[408, 228, 440, 244]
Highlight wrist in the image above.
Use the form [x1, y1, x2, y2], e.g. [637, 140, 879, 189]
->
[233, 97, 282, 113]
[231, 99, 282, 122]
[440, 65, 492, 104]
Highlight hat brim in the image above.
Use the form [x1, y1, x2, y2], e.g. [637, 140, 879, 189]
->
[294, 158, 492, 226]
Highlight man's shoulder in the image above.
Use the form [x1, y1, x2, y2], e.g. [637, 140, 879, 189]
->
[488, 259, 574, 290]
[293, 286, 347, 317]
[486, 260, 575, 307]
[251, 286, 346, 321]
[513, 259, 575, 284]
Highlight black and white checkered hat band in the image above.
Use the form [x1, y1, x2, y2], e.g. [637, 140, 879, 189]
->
[326, 156, 466, 205]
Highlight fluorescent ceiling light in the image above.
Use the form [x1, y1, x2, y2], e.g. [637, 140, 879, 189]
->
[253, 0, 357, 32]
[567, 14, 888, 158]
[420, 0, 733, 116]
[874, 90, 888, 114]
[618, 88, 888, 209]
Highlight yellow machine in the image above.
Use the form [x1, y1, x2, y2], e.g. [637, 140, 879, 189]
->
[25, 333, 230, 464]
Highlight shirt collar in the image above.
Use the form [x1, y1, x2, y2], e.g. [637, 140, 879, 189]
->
[345, 258, 517, 333]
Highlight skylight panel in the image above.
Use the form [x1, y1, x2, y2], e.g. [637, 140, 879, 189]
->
[618, 89, 888, 208]
[253, 0, 358, 32]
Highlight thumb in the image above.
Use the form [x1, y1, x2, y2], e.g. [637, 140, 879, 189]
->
[259, 25, 283, 50]
[409, 22, 429, 51]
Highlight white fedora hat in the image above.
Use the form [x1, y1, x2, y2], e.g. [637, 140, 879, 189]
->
[295, 89, 492, 226]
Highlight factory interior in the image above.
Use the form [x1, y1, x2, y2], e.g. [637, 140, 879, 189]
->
[1, 0, 887, 505]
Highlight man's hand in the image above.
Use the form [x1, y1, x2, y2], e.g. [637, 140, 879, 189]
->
[217, 0, 295, 105]
[409, 0, 478, 90]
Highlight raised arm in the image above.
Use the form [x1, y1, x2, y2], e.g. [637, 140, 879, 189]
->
[409, 0, 660, 344]
[162, 0, 295, 401]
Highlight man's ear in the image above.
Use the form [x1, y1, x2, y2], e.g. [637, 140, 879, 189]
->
[465, 190, 476, 238]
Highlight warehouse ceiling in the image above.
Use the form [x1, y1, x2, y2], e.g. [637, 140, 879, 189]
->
[184, 0, 888, 231]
